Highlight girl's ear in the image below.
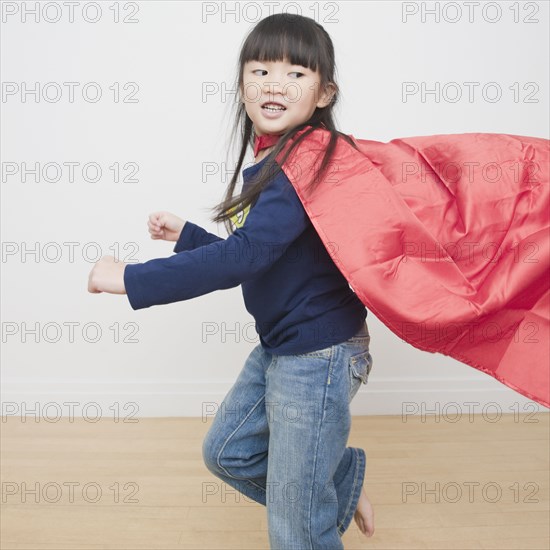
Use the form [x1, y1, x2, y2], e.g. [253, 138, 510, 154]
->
[316, 82, 337, 109]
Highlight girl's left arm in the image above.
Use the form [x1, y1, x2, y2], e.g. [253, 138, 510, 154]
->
[120, 172, 309, 310]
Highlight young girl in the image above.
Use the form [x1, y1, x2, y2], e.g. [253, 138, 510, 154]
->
[88, 13, 377, 548]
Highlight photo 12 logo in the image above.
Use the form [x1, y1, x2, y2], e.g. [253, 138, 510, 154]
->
[1, 2, 140, 24]
[200, 2, 340, 24]
[401, 2, 541, 24]
[2, 82, 140, 103]
[2, 481, 140, 504]
[2, 161, 140, 184]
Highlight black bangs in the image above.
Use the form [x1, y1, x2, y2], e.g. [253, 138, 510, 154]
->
[239, 13, 327, 74]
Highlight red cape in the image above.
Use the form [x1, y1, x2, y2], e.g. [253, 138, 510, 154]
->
[275, 127, 549, 408]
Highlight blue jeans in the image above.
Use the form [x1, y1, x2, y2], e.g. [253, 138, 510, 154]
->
[202, 321, 374, 549]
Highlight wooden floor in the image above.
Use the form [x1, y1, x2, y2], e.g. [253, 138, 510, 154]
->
[1, 413, 548, 550]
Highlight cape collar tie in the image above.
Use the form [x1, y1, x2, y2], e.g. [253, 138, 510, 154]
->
[253, 133, 282, 158]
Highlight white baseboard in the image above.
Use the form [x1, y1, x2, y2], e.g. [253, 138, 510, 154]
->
[1, 378, 546, 419]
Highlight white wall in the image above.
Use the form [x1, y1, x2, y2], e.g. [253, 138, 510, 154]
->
[2, 0, 548, 418]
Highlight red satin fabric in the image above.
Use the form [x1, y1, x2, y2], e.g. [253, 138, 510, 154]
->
[274, 126, 549, 408]
[253, 133, 282, 158]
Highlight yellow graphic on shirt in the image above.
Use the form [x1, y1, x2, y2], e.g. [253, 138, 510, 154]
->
[229, 204, 251, 229]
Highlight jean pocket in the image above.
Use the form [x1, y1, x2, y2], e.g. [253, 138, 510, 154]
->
[348, 350, 373, 400]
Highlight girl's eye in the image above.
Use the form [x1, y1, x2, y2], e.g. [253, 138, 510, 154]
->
[252, 70, 304, 78]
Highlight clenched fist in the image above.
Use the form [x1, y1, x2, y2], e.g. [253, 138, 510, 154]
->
[88, 255, 127, 294]
[148, 211, 186, 243]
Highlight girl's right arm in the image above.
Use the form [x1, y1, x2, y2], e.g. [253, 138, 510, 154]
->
[148, 211, 224, 253]
[124, 173, 309, 311]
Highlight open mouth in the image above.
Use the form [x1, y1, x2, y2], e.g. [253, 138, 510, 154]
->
[261, 102, 287, 112]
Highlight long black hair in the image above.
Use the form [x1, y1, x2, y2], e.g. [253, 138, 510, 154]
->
[209, 13, 359, 235]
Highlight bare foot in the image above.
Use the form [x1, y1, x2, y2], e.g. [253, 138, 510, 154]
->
[354, 484, 374, 537]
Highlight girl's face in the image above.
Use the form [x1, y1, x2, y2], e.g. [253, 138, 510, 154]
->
[241, 58, 335, 137]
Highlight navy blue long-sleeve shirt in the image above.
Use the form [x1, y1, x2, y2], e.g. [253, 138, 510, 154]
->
[123, 154, 367, 355]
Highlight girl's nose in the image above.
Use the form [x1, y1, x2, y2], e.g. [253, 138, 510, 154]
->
[262, 78, 284, 92]
[262, 86, 283, 97]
